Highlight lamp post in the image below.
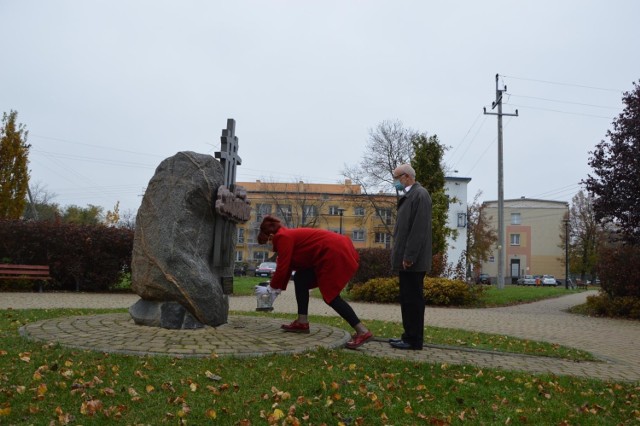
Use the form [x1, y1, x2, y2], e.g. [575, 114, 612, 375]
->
[338, 208, 345, 235]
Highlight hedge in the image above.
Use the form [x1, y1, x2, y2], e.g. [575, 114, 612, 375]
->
[0, 219, 133, 292]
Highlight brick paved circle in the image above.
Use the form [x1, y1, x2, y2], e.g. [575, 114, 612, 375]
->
[19, 314, 351, 358]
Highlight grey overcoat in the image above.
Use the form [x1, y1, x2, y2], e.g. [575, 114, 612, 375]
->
[391, 182, 432, 272]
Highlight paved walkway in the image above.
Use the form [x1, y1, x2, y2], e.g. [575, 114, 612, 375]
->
[3, 290, 640, 382]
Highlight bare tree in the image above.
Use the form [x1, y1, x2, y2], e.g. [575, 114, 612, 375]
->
[346, 119, 414, 191]
[343, 120, 415, 235]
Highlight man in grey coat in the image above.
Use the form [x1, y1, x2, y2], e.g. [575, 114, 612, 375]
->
[389, 164, 432, 350]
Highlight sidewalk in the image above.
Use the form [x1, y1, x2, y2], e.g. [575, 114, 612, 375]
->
[5, 290, 640, 382]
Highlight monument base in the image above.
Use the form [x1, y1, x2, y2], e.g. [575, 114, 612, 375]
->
[129, 299, 206, 330]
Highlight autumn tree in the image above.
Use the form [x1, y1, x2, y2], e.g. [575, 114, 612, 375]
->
[584, 80, 640, 244]
[561, 190, 600, 282]
[0, 110, 30, 219]
[466, 190, 497, 276]
[411, 133, 450, 276]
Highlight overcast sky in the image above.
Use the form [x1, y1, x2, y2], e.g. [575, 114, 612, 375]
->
[2, 1, 638, 216]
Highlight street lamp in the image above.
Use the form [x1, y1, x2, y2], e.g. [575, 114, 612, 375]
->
[338, 208, 345, 235]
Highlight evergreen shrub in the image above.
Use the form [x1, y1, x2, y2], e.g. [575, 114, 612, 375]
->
[350, 275, 481, 307]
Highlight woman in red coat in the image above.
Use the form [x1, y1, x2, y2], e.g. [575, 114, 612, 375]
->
[258, 215, 373, 349]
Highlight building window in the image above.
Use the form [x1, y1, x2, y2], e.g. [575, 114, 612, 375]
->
[457, 212, 467, 228]
[354, 206, 365, 216]
[511, 213, 521, 225]
[510, 234, 520, 246]
[489, 256, 495, 263]
[253, 251, 269, 262]
[303, 205, 317, 218]
[235, 251, 243, 262]
[237, 228, 244, 244]
[256, 203, 272, 221]
[375, 233, 391, 244]
[377, 208, 392, 225]
[277, 204, 292, 221]
[352, 230, 365, 241]
[329, 206, 341, 215]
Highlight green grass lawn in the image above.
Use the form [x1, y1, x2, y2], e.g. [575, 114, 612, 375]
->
[1, 308, 638, 425]
[2, 283, 633, 424]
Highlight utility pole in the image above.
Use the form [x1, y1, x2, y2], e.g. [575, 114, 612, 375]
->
[564, 217, 570, 289]
[484, 74, 518, 290]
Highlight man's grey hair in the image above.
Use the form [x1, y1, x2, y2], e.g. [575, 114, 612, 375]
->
[395, 163, 416, 178]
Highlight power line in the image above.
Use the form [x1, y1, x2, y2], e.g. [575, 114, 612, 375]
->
[501, 75, 623, 93]
[507, 94, 621, 110]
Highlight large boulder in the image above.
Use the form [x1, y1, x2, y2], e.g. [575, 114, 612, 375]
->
[131, 151, 230, 327]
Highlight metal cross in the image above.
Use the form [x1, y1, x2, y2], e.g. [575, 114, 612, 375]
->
[215, 118, 242, 188]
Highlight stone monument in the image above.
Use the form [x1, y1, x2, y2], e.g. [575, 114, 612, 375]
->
[129, 119, 250, 329]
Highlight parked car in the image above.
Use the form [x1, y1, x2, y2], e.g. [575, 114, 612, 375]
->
[517, 274, 536, 285]
[254, 262, 277, 278]
[476, 273, 490, 284]
[541, 274, 557, 286]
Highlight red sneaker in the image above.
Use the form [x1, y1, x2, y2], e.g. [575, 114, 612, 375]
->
[281, 320, 310, 334]
[345, 331, 373, 349]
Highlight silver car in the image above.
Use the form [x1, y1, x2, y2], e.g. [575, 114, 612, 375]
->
[541, 275, 557, 286]
[518, 274, 536, 285]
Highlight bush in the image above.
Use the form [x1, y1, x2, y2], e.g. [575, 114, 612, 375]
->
[349, 275, 482, 307]
[424, 277, 476, 306]
[584, 293, 640, 320]
[597, 244, 640, 299]
[350, 277, 399, 303]
[0, 219, 133, 292]
[351, 248, 394, 285]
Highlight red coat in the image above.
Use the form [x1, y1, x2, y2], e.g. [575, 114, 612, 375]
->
[269, 227, 360, 303]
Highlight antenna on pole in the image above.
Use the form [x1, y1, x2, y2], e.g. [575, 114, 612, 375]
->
[483, 73, 518, 290]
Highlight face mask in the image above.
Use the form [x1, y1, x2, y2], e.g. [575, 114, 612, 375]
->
[393, 180, 405, 191]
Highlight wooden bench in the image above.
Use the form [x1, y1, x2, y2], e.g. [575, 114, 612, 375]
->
[576, 280, 588, 290]
[0, 264, 51, 292]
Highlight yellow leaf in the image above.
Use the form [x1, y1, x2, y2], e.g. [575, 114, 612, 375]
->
[0, 406, 11, 416]
[19, 352, 31, 362]
[36, 383, 47, 397]
[349, 364, 356, 370]
[146, 385, 155, 393]
[16, 386, 26, 394]
[205, 409, 217, 419]
[273, 408, 285, 419]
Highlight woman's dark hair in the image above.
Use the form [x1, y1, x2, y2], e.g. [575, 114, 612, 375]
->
[257, 215, 282, 244]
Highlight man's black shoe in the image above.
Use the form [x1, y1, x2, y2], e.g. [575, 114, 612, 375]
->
[388, 338, 403, 344]
[390, 341, 422, 350]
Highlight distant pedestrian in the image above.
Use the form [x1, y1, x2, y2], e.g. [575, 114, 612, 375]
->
[257, 215, 373, 349]
[389, 164, 432, 350]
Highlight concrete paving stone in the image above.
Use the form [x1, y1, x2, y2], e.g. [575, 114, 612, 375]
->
[4, 289, 640, 382]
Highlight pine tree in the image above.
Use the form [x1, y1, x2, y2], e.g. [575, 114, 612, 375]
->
[0, 110, 30, 219]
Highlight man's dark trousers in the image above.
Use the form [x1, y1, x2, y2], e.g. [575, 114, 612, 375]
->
[399, 270, 426, 348]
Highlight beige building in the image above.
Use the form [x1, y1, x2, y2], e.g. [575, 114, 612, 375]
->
[234, 177, 472, 273]
[234, 180, 397, 268]
[480, 197, 569, 283]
